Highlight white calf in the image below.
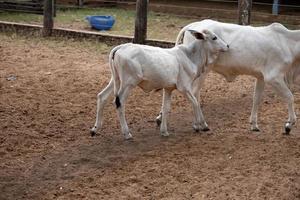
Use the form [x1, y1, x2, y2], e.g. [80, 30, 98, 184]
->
[158, 19, 300, 134]
[91, 29, 229, 139]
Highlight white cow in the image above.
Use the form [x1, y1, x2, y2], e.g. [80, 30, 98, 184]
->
[91, 29, 229, 139]
[157, 19, 300, 134]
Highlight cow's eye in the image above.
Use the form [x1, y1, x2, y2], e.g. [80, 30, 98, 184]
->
[212, 36, 217, 40]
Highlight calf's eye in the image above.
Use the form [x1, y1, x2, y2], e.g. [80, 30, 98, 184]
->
[212, 36, 217, 40]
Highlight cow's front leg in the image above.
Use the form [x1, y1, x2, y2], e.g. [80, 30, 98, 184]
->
[185, 90, 209, 132]
[249, 78, 265, 132]
[160, 89, 172, 137]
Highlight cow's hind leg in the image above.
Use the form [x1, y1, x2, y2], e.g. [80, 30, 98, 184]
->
[116, 85, 134, 139]
[268, 77, 297, 134]
[90, 78, 114, 136]
[249, 78, 265, 132]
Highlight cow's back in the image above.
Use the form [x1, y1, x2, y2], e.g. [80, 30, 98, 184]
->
[182, 20, 292, 81]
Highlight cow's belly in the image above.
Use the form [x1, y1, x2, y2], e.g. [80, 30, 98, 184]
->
[212, 61, 264, 82]
[211, 44, 269, 81]
[138, 80, 176, 93]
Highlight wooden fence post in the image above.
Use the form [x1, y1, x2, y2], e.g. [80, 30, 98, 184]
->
[238, 0, 252, 25]
[272, 0, 280, 15]
[42, 0, 54, 36]
[133, 0, 148, 44]
[78, 0, 83, 7]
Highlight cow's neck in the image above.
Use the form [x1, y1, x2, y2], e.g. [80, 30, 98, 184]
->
[293, 30, 300, 60]
[289, 30, 300, 59]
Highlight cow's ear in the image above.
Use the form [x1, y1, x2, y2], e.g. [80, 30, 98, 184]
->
[189, 30, 206, 40]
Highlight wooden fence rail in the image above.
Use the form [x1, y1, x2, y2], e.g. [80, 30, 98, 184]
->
[0, 0, 44, 14]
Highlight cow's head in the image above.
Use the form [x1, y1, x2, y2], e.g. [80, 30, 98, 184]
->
[188, 29, 229, 65]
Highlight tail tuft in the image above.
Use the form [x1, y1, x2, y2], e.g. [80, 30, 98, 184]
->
[115, 96, 121, 108]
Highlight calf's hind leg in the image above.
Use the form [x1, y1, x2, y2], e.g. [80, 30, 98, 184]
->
[90, 78, 114, 136]
[116, 85, 134, 139]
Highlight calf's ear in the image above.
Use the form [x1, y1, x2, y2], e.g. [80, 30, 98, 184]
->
[188, 30, 206, 40]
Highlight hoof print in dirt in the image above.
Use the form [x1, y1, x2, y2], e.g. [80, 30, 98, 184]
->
[125, 137, 134, 142]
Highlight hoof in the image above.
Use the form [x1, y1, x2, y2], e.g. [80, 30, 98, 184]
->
[193, 123, 201, 132]
[124, 132, 133, 140]
[251, 127, 260, 132]
[156, 118, 162, 127]
[193, 126, 200, 133]
[284, 123, 291, 135]
[90, 130, 96, 137]
[193, 123, 210, 132]
[201, 127, 210, 132]
[284, 121, 294, 135]
[160, 131, 169, 137]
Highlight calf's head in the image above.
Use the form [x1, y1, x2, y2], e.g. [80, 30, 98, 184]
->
[189, 29, 229, 52]
[189, 30, 229, 65]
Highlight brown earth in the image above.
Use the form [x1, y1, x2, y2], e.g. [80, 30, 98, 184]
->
[1, 33, 300, 200]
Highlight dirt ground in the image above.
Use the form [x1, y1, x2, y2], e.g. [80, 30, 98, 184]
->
[1, 33, 300, 200]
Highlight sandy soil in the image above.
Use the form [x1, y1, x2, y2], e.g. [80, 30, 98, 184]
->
[1, 34, 300, 200]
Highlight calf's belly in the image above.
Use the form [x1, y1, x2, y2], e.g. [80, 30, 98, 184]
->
[138, 79, 176, 93]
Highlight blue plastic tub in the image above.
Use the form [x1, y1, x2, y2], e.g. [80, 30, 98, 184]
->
[86, 15, 115, 31]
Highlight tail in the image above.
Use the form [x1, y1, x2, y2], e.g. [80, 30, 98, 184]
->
[115, 96, 121, 108]
[109, 45, 124, 108]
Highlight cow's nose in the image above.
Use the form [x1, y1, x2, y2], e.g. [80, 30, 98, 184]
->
[227, 44, 230, 48]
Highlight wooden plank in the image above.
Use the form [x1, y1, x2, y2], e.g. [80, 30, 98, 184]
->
[84, 0, 117, 7]
[133, 0, 148, 44]
[0, 8, 43, 13]
[238, 0, 252, 25]
[0, 1, 43, 6]
[0, 4, 43, 10]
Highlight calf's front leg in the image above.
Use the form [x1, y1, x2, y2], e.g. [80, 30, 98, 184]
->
[160, 89, 172, 137]
[249, 78, 265, 132]
[184, 90, 209, 132]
